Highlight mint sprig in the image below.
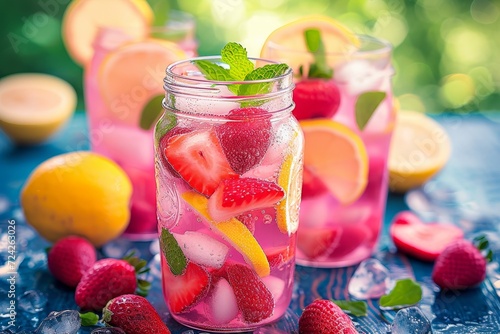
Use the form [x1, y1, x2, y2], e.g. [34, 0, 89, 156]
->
[301, 28, 333, 79]
[140, 94, 164, 130]
[333, 300, 368, 317]
[379, 278, 422, 310]
[193, 43, 289, 97]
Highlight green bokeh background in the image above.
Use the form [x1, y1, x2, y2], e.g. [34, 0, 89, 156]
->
[0, 0, 499, 113]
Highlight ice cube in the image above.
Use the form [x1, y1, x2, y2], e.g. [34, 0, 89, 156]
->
[0, 196, 9, 214]
[34, 310, 81, 334]
[335, 60, 387, 96]
[147, 253, 162, 279]
[149, 239, 160, 255]
[348, 258, 394, 299]
[18, 290, 47, 313]
[262, 276, 285, 302]
[91, 327, 126, 334]
[174, 231, 229, 269]
[391, 306, 432, 334]
[0, 289, 12, 318]
[210, 278, 239, 324]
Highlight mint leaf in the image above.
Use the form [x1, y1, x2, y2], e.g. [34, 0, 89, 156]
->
[238, 63, 290, 96]
[379, 278, 422, 310]
[148, 0, 169, 27]
[332, 300, 368, 317]
[79, 312, 99, 326]
[154, 110, 176, 142]
[221, 42, 254, 80]
[139, 94, 164, 130]
[160, 228, 187, 276]
[355, 91, 386, 131]
[193, 60, 234, 81]
[304, 28, 333, 79]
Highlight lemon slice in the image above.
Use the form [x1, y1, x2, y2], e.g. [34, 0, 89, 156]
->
[97, 39, 186, 126]
[62, 0, 153, 65]
[276, 128, 304, 235]
[181, 191, 270, 277]
[300, 119, 369, 205]
[388, 110, 451, 193]
[260, 15, 360, 73]
[0, 73, 76, 145]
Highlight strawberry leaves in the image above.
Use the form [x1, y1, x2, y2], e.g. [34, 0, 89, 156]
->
[473, 235, 494, 262]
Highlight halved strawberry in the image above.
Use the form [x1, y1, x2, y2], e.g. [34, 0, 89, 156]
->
[216, 107, 272, 175]
[292, 79, 340, 121]
[162, 261, 210, 314]
[297, 227, 340, 259]
[208, 177, 285, 222]
[265, 237, 296, 269]
[301, 166, 328, 198]
[390, 211, 464, 262]
[225, 263, 274, 323]
[159, 126, 191, 177]
[164, 128, 237, 196]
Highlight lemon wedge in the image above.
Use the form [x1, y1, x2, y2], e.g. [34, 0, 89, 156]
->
[181, 191, 270, 277]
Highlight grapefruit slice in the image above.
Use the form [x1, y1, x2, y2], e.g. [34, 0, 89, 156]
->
[62, 0, 153, 65]
[300, 119, 368, 205]
[276, 128, 303, 234]
[0, 73, 76, 144]
[181, 191, 270, 277]
[260, 15, 360, 73]
[97, 39, 186, 126]
[388, 110, 451, 193]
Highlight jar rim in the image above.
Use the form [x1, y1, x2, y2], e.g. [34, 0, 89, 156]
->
[164, 56, 294, 86]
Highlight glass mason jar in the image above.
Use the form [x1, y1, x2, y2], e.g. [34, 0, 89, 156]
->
[263, 35, 395, 267]
[154, 57, 303, 332]
[84, 11, 196, 239]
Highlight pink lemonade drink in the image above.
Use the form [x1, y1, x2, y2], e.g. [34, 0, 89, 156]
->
[155, 45, 303, 332]
[84, 15, 196, 239]
[262, 17, 395, 267]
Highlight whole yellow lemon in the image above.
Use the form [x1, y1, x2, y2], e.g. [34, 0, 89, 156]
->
[21, 151, 132, 246]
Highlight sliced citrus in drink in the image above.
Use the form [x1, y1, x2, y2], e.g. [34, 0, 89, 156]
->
[300, 119, 369, 205]
[97, 39, 186, 126]
[62, 0, 153, 65]
[260, 15, 360, 73]
[0, 73, 76, 144]
[388, 110, 451, 193]
[276, 128, 303, 234]
[181, 191, 270, 277]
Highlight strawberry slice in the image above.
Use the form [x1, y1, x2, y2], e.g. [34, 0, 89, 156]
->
[225, 263, 274, 323]
[216, 107, 272, 175]
[164, 128, 237, 196]
[297, 227, 340, 259]
[159, 127, 191, 177]
[292, 79, 340, 121]
[265, 238, 296, 269]
[390, 211, 464, 261]
[162, 261, 210, 314]
[301, 166, 328, 198]
[208, 177, 285, 222]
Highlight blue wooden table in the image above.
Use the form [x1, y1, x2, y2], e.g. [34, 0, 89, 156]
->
[1, 111, 500, 333]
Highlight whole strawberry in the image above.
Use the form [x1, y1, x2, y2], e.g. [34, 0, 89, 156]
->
[432, 237, 492, 290]
[103, 294, 171, 334]
[47, 236, 97, 288]
[75, 253, 150, 311]
[298, 299, 358, 334]
[292, 79, 340, 121]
